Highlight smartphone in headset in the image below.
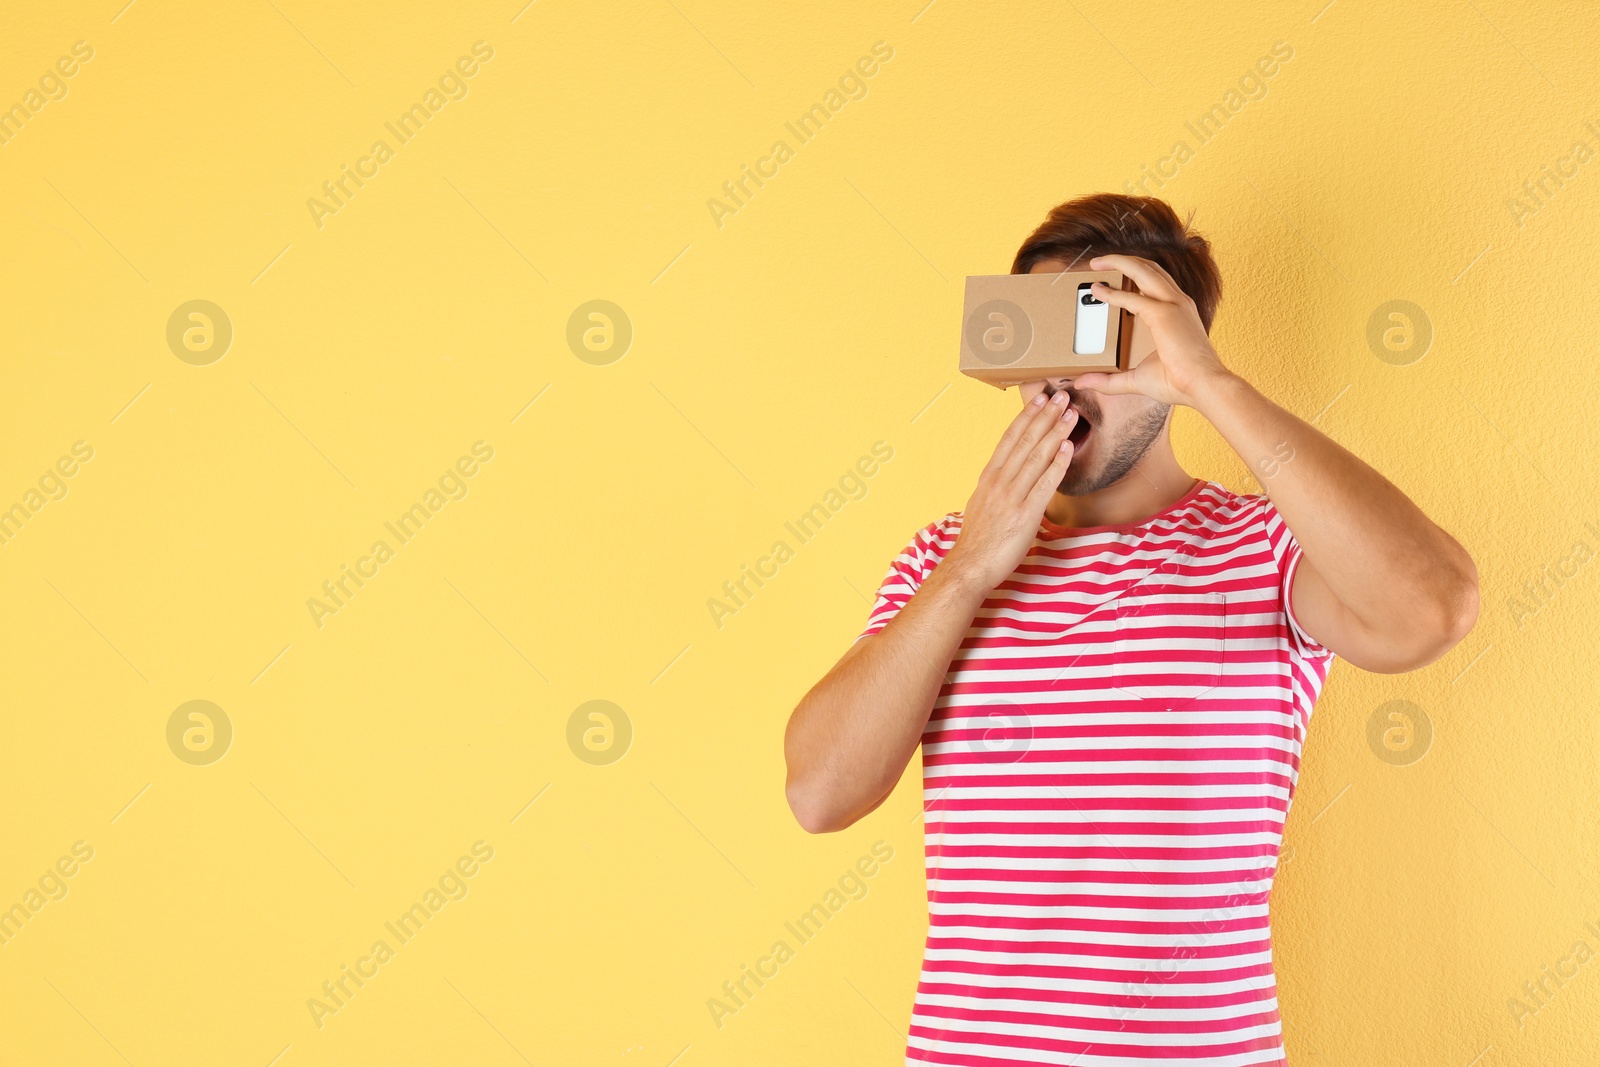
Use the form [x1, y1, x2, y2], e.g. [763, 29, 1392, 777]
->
[1073, 282, 1109, 355]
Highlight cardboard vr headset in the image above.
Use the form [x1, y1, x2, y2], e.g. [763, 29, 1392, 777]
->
[958, 270, 1158, 389]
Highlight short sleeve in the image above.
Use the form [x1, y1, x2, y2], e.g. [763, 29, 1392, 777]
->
[854, 515, 957, 643]
[1257, 496, 1332, 662]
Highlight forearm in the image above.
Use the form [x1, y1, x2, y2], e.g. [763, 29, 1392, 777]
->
[784, 554, 990, 833]
[1191, 372, 1478, 656]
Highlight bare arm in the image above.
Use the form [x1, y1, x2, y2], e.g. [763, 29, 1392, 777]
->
[1076, 254, 1479, 673]
[1190, 373, 1477, 670]
[784, 392, 1083, 833]
[782, 555, 989, 833]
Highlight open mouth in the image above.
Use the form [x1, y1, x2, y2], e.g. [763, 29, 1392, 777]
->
[1067, 409, 1093, 447]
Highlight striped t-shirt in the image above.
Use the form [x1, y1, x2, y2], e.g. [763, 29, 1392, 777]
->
[856, 479, 1334, 1067]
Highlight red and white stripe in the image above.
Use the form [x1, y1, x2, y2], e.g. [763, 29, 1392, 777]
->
[857, 480, 1334, 1066]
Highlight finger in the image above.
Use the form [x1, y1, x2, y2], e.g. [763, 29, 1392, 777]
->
[1070, 370, 1145, 396]
[1118, 253, 1183, 294]
[984, 392, 1053, 473]
[997, 389, 1071, 477]
[1001, 391, 1072, 475]
[1088, 281, 1159, 316]
[1006, 406, 1077, 491]
[1089, 254, 1184, 304]
[1024, 434, 1075, 511]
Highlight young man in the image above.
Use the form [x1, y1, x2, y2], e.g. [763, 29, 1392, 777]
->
[783, 194, 1478, 1065]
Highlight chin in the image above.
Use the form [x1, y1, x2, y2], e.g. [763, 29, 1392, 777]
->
[1057, 465, 1103, 496]
[1056, 435, 1105, 495]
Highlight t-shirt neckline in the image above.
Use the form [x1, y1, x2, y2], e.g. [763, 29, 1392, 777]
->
[1038, 477, 1211, 537]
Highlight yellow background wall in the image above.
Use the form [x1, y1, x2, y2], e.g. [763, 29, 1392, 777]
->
[2, 1, 1596, 1064]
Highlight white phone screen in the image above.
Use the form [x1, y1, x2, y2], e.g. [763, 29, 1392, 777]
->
[1073, 283, 1109, 355]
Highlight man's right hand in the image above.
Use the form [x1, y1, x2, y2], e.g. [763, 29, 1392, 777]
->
[945, 389, 1079, 591]
[783, 387, 1078, 834]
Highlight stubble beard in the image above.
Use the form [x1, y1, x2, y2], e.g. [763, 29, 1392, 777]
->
[1058, 401, 1171, 496]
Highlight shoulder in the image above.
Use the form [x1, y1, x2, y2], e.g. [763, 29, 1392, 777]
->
[1191, 482, 1280, 533]
[1197, 484, 1301, 565]
[1194, 480, 1262, 519]
[898, 511, 963, 577]
[917, 510, 963, 557]
[1171, 483, 1293, 566]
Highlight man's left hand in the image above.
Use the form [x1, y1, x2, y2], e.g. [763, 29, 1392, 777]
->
[1070, 254, 1233, 408]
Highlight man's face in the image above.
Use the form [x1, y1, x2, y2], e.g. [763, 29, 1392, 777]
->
[1020, 257, 1171, 495]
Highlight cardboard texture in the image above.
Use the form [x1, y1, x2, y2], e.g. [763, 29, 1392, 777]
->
[959, 270, 1158, 388]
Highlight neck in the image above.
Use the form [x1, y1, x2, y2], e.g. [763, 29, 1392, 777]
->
[1042, 431, 1198, 530]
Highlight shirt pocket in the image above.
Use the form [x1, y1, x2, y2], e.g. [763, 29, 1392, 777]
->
[1112, 591, 1227, 706]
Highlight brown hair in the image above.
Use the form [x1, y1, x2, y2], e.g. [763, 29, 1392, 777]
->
[1010, 194, 1223, 332]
